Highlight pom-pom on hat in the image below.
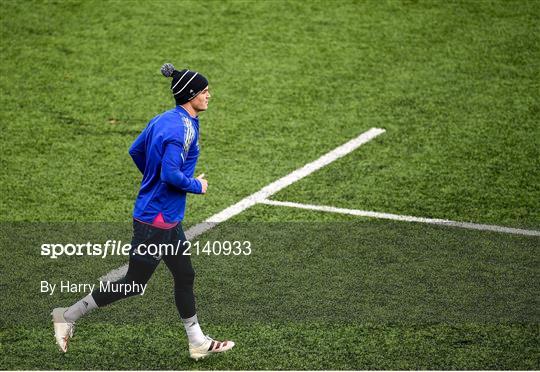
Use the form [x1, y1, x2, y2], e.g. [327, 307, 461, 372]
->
[161, 63, 208, 105]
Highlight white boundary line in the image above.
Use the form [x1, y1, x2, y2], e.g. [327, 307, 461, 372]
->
[260, 199, 540, 237]
[100, 128, 386, 281]
[186, 127, 386, 236]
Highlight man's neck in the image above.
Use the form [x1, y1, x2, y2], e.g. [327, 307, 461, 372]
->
[180, 103, 198, 118]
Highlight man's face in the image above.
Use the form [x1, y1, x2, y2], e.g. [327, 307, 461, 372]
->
[191, 87, 211, 112]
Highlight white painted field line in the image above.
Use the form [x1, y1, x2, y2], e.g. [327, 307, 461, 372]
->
[188, 128, 385, 235]
[260, 199, 540, 237]
[100, 128, 386, 281]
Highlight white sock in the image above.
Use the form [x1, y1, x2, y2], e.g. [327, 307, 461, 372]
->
[182, 314, 206, 346]
[63, 293, 98, 323]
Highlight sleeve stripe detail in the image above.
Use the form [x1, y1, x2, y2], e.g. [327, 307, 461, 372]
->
[183, 121, 195, 155]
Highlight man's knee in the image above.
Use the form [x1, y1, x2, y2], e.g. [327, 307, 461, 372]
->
[174, 267, 195, 287]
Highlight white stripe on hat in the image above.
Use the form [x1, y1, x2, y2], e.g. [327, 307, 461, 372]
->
[171, 70, 190, 91]
[173, 72, 199, 96]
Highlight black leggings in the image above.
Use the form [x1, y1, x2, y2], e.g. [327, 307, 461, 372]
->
[92, 220, 196, 318]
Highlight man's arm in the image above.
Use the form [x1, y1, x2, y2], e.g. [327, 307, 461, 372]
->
[128, 131, 146, 174]
[161, 142, 203, 194]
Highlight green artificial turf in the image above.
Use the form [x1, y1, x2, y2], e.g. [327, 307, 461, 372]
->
[1, 209, 538, 369]
[1, 0, 539, 369]
[2, 0, 538, 225]
[2, 322, 539, 370]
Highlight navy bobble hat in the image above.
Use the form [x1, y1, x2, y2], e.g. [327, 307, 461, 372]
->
[161, 63, 208, 105]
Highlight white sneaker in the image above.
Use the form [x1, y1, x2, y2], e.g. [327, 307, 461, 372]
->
[51, 307, 75, 352]
[189, 335, 235, 360]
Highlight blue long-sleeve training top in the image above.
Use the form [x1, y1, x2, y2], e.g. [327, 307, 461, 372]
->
[129, 105, 202, 224]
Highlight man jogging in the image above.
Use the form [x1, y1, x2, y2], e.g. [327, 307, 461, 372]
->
[51, 63, 235, 360]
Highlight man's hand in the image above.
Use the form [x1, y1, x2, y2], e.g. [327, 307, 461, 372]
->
[197, 173, 208, 194]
